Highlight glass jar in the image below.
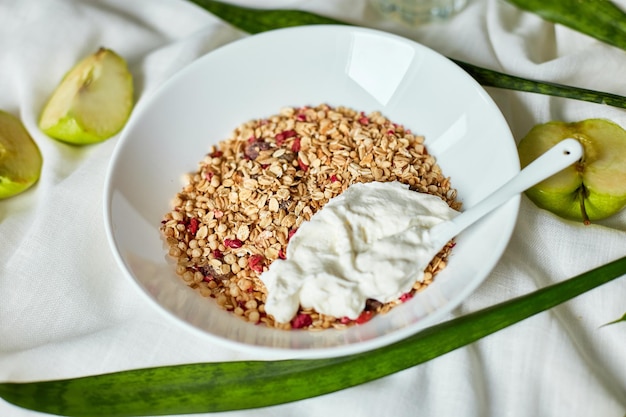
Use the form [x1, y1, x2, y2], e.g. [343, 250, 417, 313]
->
[370, 0, 468, 25]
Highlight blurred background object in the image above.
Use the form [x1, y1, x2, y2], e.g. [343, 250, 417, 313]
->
[370, 0, 468, 25]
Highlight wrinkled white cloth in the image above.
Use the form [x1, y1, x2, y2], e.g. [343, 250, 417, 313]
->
[1, 0, 625, 416]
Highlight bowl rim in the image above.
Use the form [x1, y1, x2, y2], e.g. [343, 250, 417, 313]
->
[103, 24, 520, 359]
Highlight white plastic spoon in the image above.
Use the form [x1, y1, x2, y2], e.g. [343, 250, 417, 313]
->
[429, 138, 584, 249]
[261, 138, 583, 322]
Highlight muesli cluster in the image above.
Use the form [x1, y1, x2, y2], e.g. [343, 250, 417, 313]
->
[160, 104, 460, 330]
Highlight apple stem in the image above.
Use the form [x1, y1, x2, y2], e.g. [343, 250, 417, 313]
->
[578, 186, 591, 226]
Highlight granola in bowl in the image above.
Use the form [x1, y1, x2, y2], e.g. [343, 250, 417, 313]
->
[160, 103, 460, 331]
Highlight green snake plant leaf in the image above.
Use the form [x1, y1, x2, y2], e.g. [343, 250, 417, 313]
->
[603, 312, 626, 327]
[186, 0, 626, 110]
[1, 256, 625, 416]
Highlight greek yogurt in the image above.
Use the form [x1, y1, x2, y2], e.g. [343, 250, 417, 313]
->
[260, 181, 459, 323]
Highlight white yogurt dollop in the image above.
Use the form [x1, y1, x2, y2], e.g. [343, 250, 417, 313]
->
[260, 181, 459, 323]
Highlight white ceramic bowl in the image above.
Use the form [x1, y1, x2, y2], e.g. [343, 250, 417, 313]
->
[104, 25, 519, 359]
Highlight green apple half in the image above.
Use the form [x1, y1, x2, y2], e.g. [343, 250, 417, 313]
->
[517, 119, 626, 223]
[0, 111, 43, 199]
[39, 47, 133, 145]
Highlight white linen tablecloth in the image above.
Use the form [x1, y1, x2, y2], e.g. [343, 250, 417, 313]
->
[1, 0, 625, 416]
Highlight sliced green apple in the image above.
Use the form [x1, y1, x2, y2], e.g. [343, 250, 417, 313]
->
[517, 118, 626, 223]
[0, 111, 43, 199]
[39, 47, 133, 145]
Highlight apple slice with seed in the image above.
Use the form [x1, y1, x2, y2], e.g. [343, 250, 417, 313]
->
[517, 118, 626, 223]
[39, 47, 133, 145]
[0, 111, 43, 199]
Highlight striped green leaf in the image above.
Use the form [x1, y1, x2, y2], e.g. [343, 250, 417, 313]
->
[603, 312, 626, 326]
[1, 256, 625, 416]
[187, 0, 626, 109]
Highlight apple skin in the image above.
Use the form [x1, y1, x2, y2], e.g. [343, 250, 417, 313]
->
[39, 114, 104, 145]
[518, 119, 626, 222]
[39, 48, 133, 145]
[0, 111, 43, 199]
[0, 177, 36, 200]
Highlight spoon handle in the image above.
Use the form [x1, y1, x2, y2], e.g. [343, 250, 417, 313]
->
[431, 138, 584, 248]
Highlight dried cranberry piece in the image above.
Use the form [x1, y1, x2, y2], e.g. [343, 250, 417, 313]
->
[275, 130, 297, 146]
[248, 254, 265, 273]
[224, 238, 243, 248]
[355, 311, 373, 324]
[297, 158, 308, 172]
[291, 313, 312, 329]
[291, 137, 301, 153]
[399, 292, 413, 303]
[187, 217, 199, 235]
